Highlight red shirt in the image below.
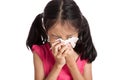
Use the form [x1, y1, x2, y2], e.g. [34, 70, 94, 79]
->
[32, 43, 86, 80]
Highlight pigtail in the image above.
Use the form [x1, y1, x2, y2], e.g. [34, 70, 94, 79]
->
[75, 16, 97, 63]
[26, 13, 47, 49]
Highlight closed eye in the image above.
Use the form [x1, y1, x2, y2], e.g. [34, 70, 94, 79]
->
[66, 35, 73, 39]
[51, 34, 61, 39]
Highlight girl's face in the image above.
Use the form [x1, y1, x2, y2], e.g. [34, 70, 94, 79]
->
[47, 22, 78, 44]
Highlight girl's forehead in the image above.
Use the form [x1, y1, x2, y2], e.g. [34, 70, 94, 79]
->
[48, 22, 78, 34]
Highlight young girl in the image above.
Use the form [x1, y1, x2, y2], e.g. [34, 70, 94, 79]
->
[26, 0, 97, 80]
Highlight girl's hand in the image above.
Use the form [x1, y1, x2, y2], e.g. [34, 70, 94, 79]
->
[63, 43, 78, 67]
[51, 41, 67, 68]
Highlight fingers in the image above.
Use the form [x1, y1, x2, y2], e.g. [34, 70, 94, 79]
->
[57, 45, 68, 57]
[51, 40, 60, 48]
[51, 41, 64, 56]
[62, 43, 74, 57]
[54, 43, 64, 56]
[57, 43, 72, 57]
[51, 41, 73, 58]
[62, 49, 69, 57]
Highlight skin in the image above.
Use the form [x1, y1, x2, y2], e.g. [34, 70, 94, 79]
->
[33, 22, 92, 80]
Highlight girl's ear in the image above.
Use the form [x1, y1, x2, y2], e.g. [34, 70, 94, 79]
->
[47, 36, 50, 42]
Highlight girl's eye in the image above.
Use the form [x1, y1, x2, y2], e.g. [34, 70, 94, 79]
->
[53, 36, 61, 39]
[67, 36, 73, 39]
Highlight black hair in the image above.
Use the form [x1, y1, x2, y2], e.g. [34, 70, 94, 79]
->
[26, 0, 97, 63]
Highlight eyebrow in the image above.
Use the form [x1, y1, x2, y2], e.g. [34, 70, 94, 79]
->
[51, 34, 59, 37]
[51, 32, 77, 37]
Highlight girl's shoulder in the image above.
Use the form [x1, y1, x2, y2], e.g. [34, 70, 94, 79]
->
[32, 42, 50, 52]
[31, 42, 51, 60]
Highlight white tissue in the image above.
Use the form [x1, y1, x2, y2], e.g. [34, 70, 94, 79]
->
[57, 37, 79, 48]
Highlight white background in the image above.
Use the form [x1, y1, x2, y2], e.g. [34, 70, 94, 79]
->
[0, 0, 120, 80]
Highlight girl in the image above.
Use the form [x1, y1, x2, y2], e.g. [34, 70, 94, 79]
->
[26, 0, 97, 80]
